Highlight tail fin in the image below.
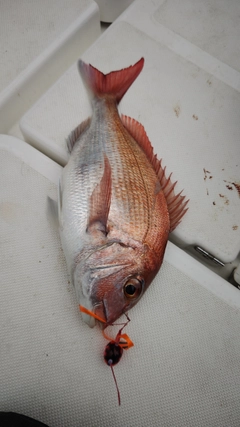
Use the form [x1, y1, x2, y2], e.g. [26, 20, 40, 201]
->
[78, 58, 144, 104]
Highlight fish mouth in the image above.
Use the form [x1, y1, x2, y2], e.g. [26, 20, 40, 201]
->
[93, 300, 116, 326]
[81, 307, 97, 328]
[80, 300, 124, 328]
[93, 301, 107, 326]
[94, 298, 129, 327]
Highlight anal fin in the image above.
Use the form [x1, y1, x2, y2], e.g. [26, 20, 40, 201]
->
[121, 115, 189, 231]
[87, 155, 112, 235]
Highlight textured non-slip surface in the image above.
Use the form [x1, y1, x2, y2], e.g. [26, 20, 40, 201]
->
[1, 140, 240, 426]
[154, 0, 240, 72]
[0, 0, 97, 92]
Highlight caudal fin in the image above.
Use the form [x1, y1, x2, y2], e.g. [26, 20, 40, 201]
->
[78, 58, 144, 104]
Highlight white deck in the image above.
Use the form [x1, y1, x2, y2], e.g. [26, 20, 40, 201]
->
[1, 1, 240, 426]
[1, 136, 240, 426]
[0, 0, 100, 133]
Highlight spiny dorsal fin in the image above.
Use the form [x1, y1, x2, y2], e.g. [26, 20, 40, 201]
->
[66, 117, 91, 153]
[121, 115, 189, 231]
[78, 58, 144, 104]
[87, 155, 112, 235]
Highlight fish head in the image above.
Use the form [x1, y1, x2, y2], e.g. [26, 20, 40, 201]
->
[92, 269, 145, 327]
[75, 241, 162, 327]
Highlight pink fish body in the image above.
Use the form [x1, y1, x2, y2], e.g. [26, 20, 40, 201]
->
[59, 58, 188, 327]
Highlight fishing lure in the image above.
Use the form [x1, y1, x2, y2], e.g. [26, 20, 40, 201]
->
[80, 305, 134, 405]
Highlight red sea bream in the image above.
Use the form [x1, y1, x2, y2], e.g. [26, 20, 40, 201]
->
[58, 58, 188, 327]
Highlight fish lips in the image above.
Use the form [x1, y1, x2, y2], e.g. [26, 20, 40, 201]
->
[90, 264, 145, 326]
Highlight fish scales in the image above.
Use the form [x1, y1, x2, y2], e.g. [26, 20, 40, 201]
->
[69, 98, 153, 243]
[106, 101, 153, 240]
[59, 58, 188, 327]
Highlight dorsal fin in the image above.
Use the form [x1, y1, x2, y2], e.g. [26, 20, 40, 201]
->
[87, 155, 112, 235]
[121, 115, 188, 231]
[66, 117, 91, 153]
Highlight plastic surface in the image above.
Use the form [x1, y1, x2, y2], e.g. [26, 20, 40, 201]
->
[2, 1, 240, 425]
[0, 0, 100, 133]
[20, 0, 240, 267]
[95, 0, 134, 22]
[1, 136, 240, 426]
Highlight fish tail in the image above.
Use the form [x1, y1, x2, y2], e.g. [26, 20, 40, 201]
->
[78, 58, 144, 104]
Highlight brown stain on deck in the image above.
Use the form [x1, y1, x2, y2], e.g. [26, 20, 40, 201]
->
[174, 104, 180, 117]
[232, 182, 240, 197]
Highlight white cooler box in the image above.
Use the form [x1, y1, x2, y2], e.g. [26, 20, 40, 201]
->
[0, 0, 100, 134]
[1, 0, 240, 425]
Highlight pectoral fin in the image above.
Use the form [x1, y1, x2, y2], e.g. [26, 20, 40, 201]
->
[87, 155, 112, 235]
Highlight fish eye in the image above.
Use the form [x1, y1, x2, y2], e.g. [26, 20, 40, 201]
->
[123, 277, 144, 300]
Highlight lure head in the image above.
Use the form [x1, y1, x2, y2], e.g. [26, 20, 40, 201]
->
[104, 342, 123, 366]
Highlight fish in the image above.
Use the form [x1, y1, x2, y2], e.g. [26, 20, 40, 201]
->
[58, 57, 188, 328]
